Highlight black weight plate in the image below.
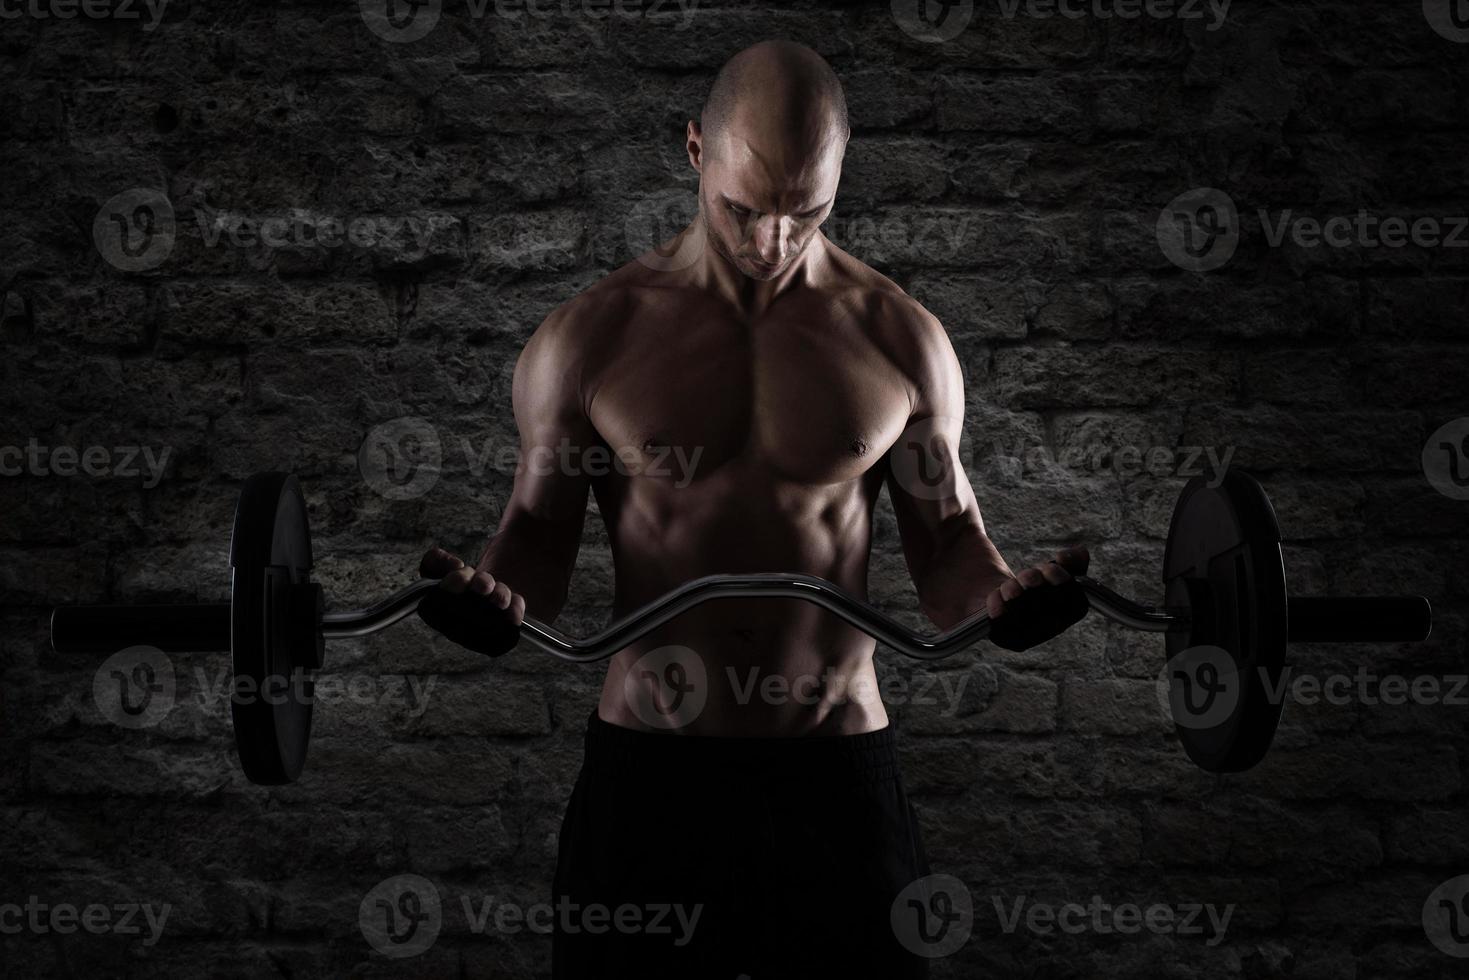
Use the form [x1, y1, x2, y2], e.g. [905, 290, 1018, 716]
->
[230, 472, 315, 785]
[1162, 470, 1288, 773]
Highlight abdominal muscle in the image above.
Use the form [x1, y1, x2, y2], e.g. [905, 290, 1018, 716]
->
[596, 606, 890, 737]
[593, 474, 891, 737]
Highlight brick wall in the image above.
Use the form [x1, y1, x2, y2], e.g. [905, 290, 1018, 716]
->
[2, 1, 1467, 976]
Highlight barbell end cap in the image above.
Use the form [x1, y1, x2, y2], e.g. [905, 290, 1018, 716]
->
[1286, 595, 1434, 644]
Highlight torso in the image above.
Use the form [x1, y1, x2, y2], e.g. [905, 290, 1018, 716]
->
[574, 238, 924, 736]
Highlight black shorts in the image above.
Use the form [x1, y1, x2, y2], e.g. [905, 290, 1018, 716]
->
[551, 711, 933, 979]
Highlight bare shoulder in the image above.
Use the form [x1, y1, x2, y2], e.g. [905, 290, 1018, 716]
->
[521, 263, 646, 366]
[516, 258, 689, 418]
[819, 243, 961, 411]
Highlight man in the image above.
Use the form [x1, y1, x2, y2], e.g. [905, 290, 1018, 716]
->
[418, 40, 1087, 978]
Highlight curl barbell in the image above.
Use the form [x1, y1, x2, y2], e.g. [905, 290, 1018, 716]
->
[50, 470, 1432, 783]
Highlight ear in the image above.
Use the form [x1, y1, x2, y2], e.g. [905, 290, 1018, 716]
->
[686, 119, 704, 173]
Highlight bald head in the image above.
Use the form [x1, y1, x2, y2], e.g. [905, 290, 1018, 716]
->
[700, 40, 849, 162]
[687, 41, 848, 282]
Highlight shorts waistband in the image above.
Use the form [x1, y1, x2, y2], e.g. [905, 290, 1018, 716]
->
[581, 710, 902, 784]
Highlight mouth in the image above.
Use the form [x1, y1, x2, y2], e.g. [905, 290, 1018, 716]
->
[747, 259, 780, 276]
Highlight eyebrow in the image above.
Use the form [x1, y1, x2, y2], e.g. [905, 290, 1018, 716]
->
[721, 195, 832, 216]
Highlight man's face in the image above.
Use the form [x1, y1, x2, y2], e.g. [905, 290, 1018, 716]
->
[695, 122, 844, 281]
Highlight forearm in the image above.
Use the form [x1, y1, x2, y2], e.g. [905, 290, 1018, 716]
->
[475, 511, 579, 623]
[910, 517, 1015, 630]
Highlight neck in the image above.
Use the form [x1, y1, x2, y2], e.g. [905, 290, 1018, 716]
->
[686, 216, 826, 317]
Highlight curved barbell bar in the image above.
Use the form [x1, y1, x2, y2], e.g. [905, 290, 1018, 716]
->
[325, 573, 1187, 663]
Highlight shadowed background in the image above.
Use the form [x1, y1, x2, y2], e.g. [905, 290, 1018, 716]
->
[2, 0, 1468, 976]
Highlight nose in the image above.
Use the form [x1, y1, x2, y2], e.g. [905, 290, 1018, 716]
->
[749, 214, 794, 265]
